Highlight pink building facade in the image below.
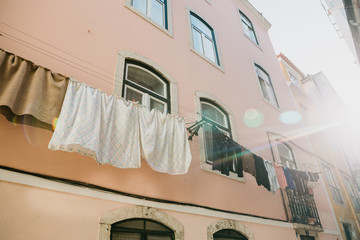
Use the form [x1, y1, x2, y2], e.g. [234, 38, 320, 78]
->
[0, 0, 342, 239]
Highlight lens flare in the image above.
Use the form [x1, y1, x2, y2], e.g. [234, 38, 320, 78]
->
[279, 111, 302, 124]
[52, 117, 58, 131]
[243, 108, 264, 128]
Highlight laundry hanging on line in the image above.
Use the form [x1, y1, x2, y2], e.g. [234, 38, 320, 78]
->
[187, 119, 319, 194]
[49, 80, 192, 175]
[0, 48, 69, 130]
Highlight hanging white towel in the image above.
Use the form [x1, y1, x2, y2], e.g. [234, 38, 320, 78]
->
[139, 107, 192, 175]
[264, 160, 280, 192]
[48, 80, 141, 168]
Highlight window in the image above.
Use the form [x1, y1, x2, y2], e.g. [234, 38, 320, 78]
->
[200, 99, 236, 170]
[111, 218, 175, 240]
[342, 223, 354, 240]
[254, 64, 279, 107]
[323, 165, 344, 204]
[123, 60, 170, 113]
[131, 0, 168, 28]
[289, 72, 301, 88]
[239, 11, 258, 45]
[190, 12, 219, 64]
[277, 142, 297, 169]
[213, 229, 248, 240]
[344, 177, 360, 212]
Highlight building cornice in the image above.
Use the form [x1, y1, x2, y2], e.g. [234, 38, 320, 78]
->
[239, 0, 272, 30]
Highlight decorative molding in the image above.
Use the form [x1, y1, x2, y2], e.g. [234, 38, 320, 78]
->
[99, 205, 184, 240]
[238, 0, 271, 30]
[207, 219, 254, 240]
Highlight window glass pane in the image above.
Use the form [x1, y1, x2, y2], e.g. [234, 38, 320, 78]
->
[111, 232, 142, 240]
[127, 65, 165, 96]
[146, 221, 171, 231]
[203, 124, 214, 163]
[266, 83, 277, 106]
[259, 79, 270, 101]
[241, 14, 252, 27]
[190, 14, 212, 37]
[256, 67, 269, 83]
[201, 103, 226, 126]
[151, 0, 164, 26]
[132, 0, 147, 14]
[192, 28, 203, 54]
[150, 98, 165, 112]
[125, 87, 143, 104]
[112, 219, 144, 229]
[148, 236, 172, 240]
[203, 36, 216, 62]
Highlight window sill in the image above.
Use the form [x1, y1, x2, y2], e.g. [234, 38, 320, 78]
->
[201, 162, 245, 183]
[243, 33, 262, 51]
[262, 98, 281, 112]
[124, 4, 174, 38]
[190, 48, 225, 73]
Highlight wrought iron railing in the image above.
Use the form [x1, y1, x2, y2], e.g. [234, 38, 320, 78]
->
[286, 189, 322, 227]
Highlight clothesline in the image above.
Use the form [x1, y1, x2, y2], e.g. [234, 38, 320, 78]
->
[187, 119, 320, 193]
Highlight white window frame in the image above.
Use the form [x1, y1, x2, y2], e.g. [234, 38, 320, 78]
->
[194, 91, 243, 182]
[125, 0, 173, 37]
[288, 71, 301, 89]
[124, 63, 169, 113]
[187, 9, 223, 71]
[239, 11, 259, 45]
[277, 141, 297, 169]
[114, 51, 178, 116]
[254, 64, 279, 108]
[323, 165, 344, 204]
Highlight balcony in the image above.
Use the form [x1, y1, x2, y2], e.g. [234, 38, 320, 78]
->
[286, 189, 322, 228]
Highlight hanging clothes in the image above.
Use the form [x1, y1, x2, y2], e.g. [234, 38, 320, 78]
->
[138, 106, 191, 175]
[210, 126, 243, 177]
[254, 154, 271, 191]
[283, 167, 297, 190]
[308, 172, 319, 182]
[241, 147, 256, 177]
[0, 48, 69, 129]
[274, 164, 288, 189]
[49, 80, 141, 168]
[289, 169, 310, 195]
[264, 160, 280, 192]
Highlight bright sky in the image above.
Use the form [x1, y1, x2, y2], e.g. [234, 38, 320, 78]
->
[248, 0, 360, 120]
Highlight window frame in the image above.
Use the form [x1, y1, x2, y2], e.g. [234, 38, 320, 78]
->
[254, 63, 279, 108]
[323, 165, 344, 204]
[343, 176, 360, 212]
[189, 11, 220, 66]
[111, 218, 175, 240]
[200, 98, 236, 167]
[122, 60, 171, 113]
[276, 141, 297, 169]
[125, 0, 173, 36]
[239, 11, 259, 45]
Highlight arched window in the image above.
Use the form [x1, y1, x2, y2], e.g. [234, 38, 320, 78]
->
[200, 98, 233, 166]
[277, 141, 296, 169]
[111, 218, 175, 240]
[213, 229, 248, 240]
[123, 60, 170, 113]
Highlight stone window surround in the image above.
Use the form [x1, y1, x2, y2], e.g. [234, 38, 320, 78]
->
[99, 205, 184, 240]
[194, 91, 244, 182]
[114, 50, 179, 116]
[207, 219, 254, 240]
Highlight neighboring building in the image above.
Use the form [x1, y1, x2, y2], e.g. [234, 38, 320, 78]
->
[278, 53, 360, 240]
[0, 1, 347, 240]
[321, 0, 360, 65]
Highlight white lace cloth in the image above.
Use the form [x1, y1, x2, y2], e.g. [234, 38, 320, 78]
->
[49, 80, 191, 174]
[139, 107, 192, 175]
[264, 160, 280, 192]
[48, 80, 141, 168]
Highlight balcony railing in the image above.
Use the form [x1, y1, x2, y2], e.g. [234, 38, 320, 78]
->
[286, 189, 322, 227]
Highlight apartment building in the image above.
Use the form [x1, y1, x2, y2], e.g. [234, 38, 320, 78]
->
[0, 0, 343, 239]
[278, 53, 360, 240]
